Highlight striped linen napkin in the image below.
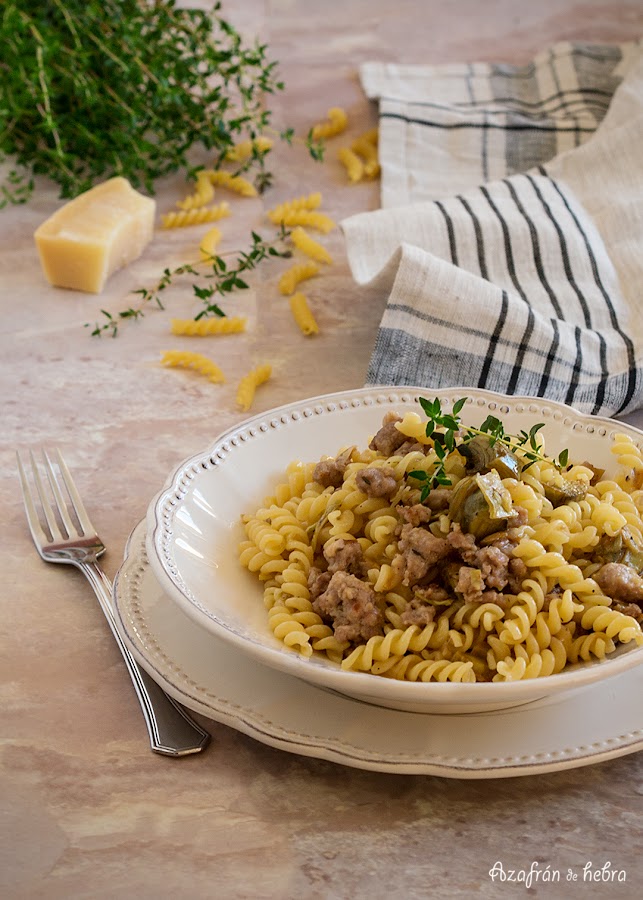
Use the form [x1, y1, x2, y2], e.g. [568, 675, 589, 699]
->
[341, 41, 643, 417]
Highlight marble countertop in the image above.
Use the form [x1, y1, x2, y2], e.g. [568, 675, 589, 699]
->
[2, 2, 643, 897]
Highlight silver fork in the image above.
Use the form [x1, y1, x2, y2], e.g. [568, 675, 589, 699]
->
[17, 449, 211, 757]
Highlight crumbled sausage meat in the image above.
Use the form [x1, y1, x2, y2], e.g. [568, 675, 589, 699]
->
[368, 413, 408, 456]
[399, 504, 433, 526]
[506, 558, 529, 593]
[307, 566, 331, 600]
[400, 598, 436, 627]
[355, 465, 398, 498]
[482, 591, 509, 610]
[413, 584, 451, 605]
[446, 524, 510, 591]
[446, 525, 477, 561]
[393, 524, 451, 586]
[312, 459, 343, 488]
[396, 439, 427, 456]
[476, 547, 510, 591]
[399, 490, 451, 518]
[313, 446, 354, 488]
[613, 600, 643, 620]
[452, 571, 505, 605]
[507, 506, 529, 529]
[424, 487, 452, 511]
[487, 534, 519, 556]
[593, 562, 643, 608]
[324, 538, 366, 575]
[446, 524, 512, 596]
[454, 567, 485, 603]
[312, 571, 384, 643]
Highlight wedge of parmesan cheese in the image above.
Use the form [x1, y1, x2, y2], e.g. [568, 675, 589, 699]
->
[34, 176, 156, 293]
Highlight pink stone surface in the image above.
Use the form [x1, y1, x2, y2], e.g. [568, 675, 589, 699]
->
[1, 2, 642, 897]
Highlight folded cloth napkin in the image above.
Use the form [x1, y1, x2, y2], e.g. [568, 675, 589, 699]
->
[341, 41, 643, 417]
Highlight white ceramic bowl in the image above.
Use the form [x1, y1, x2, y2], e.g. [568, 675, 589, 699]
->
[145, 387, 643, 714]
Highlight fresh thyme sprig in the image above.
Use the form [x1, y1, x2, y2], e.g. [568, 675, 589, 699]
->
[408, 396, 570, 498]
[189, 227, 293, 318]
[85, 228, 292, 337]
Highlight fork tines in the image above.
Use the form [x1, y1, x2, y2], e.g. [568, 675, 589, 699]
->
[17, 449, 93, 545]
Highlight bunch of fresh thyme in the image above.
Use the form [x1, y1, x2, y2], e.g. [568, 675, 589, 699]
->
[409, 396, 570, 497]
[0, 0, 290, 206]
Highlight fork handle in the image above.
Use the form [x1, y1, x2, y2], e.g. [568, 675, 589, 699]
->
[78, 560, 210, 756]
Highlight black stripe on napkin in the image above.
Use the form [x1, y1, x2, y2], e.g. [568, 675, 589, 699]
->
[379, 111, 597, 135]
[537, 165, 638, 413]
[384, 89, 612, 117]
[435, 201, 459, 265]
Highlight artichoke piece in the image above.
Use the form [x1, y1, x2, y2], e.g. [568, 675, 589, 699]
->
[460, 435, 520, 478]
[594, 528, 643, 572]
[581, 462, 605, 486]
[542, 479, 587, 507]
[449, 472, 514, 538]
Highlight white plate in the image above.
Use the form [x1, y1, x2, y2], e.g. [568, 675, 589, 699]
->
[145, 386, 643, 714]
[114, 520, 643, 777]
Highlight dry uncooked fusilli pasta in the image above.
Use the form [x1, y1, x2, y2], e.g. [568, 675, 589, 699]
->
[288, 292, 319, 335]
[337, 129, 380, 183]
[351, 129, 380, 178]
[161, 350, 226, 382]
[201, 169, 257, 197]
[199, 226, 222, 261]
[170, 316, 247, 336]
[355, 127, 378, 147]
[311, 107, 348, 141]
[236, 363, 272, 411]
[289, 226, 333, 264]
[225, 136, 273, 162]
[176, 172, 216, 210]
[267, 192, 322, 225]
[338, 147, 365, 183]
[278, 261, 320, 295]
[161, 202, 230, 229]
[277, 209, 336, 233]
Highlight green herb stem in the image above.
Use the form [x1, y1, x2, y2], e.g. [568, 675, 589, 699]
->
[86, 227, 292, 337]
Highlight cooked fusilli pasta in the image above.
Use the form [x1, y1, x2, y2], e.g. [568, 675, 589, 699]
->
[239, 401, 643, 683]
